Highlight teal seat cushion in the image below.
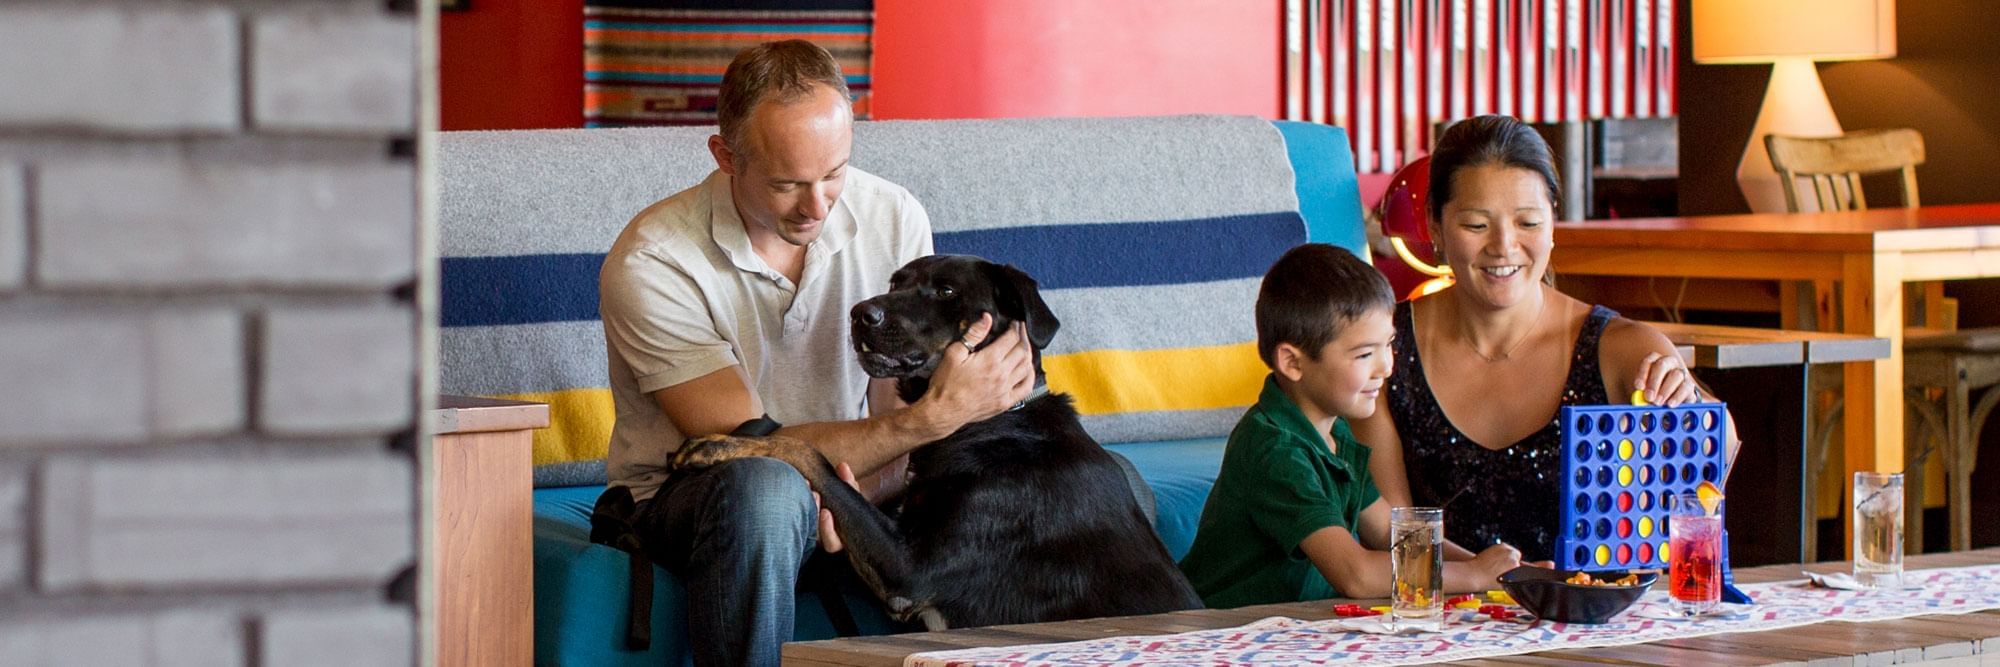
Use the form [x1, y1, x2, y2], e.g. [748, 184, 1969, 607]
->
[1273, 121, 1366, 255]
[530, 438, 1226, 665]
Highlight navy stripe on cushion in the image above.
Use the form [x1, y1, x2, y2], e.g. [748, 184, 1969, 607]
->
[932, 212, 1305, 291]
[442, 211, 1306, 328]
[442, 254, 603, 327]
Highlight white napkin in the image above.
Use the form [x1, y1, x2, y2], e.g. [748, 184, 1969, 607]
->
[1802, 570, 1870, 591]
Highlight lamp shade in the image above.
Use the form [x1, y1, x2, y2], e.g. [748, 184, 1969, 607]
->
[1693, 0, 1895, 64]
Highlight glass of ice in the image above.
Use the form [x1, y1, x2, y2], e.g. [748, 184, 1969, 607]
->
[1667, 492, 1722, 617]
[1852, 471, 1904, 589]
[1390, 507, 1444, 630]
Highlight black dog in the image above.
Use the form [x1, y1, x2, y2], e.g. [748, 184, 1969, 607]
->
[671, 255, 1202, 630]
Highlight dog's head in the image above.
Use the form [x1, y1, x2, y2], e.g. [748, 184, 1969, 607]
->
[849, 255, 1059, 380]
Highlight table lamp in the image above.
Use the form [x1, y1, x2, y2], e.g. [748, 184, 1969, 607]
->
[1692, 0, 1896, 213]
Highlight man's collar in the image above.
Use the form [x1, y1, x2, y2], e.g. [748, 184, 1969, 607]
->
[706, 169, 858, 276]
[707, 171, 768, 276]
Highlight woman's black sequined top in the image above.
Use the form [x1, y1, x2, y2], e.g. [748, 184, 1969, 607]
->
[1385, 301, 1615, 562]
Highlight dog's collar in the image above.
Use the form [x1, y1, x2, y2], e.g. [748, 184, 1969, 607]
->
[1009, 382, 1050, 412]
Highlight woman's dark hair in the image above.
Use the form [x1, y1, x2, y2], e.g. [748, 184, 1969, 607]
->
[1426, 115, 1561, 223]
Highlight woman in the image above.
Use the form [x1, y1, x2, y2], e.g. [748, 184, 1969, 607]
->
[1351, 115, 1729, 562]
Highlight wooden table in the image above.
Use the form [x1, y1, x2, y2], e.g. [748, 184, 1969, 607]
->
[432, 395, 549, 667]
[1552, 204, 2000, 491]
[786, 548, 2000, 666]
[1650, 322, 1891, 563]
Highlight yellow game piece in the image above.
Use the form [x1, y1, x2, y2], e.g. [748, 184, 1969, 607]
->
[1696, 480, 1724, 516]
[1619, 439, 1634, 460]
[1484, 590, 1514, 605]
[1660, 542, 1671, 562]
[1370, 605, 1392, 614]
[1618, 465, 1634, 486]
[1453, 600, 1481, 609]
[1639, 516, 1654, 537]
[1630, 389, 1649, 406]
[1595, 545, 1611, 566]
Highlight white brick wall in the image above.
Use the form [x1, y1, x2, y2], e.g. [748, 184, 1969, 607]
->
[0, 0, 421, 660]
[0, 7, 239, 133]
[36, 161, 417, 289]
[0, 466, 24, 591]
[262, 306, 417, 435]
[0, 309, 246, 444]
[38, 454, 414, 591]
[253, 14, 418, 134]
[0, 311, 153, 443]
[0, 164, 23, 291]
[260, 607, 414, 667]
[0, 610, 244, 666]
[149, 309, 248, 437]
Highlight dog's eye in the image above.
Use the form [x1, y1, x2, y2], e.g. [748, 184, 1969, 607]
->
[934, 286, 956, 300]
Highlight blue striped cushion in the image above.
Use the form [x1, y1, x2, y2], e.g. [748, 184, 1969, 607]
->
[439, 116, 1361, 484]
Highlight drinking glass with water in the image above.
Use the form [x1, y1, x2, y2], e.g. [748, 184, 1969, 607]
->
[1852, 472, 1904, 588]
[1390, 507, 1444, 630]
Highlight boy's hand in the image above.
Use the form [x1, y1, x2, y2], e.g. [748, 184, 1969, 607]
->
[1470, 543, 1524, 586]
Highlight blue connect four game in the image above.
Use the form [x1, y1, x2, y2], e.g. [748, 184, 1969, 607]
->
[1557, 402, 1750, 604]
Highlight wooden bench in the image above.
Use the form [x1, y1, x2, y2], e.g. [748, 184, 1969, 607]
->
[1652, 320, 1891, 369]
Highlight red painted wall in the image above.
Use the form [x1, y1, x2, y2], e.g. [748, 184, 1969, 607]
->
[872, 0, 1283, 120]
[440, 0, 585, 131]
[441, 0, 1282, 127]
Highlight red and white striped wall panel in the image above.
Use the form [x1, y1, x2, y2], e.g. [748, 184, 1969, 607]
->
[1284, 0, 1676, 173]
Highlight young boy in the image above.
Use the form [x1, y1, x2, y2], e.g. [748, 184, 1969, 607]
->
[1179, 244, 1522, 607]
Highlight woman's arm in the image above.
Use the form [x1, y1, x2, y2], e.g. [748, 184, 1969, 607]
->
[1599, 318, 1743, 463]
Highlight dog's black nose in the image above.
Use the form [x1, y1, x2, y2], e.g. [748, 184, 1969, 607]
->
[853, 302, 885, 327]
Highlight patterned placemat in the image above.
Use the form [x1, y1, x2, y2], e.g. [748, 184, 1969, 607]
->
[906, 564, 2000, 666]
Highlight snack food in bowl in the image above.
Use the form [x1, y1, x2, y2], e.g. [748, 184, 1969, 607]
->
[1498, 565, 1658, 624]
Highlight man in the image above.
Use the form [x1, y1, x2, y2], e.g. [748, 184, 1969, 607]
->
[597, 40, 1035, 666]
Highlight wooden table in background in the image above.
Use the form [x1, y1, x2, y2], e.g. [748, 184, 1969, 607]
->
[433, 395, 549, 667]
[786, 548, 2000, 666]
[1553, 204, 2000, 493]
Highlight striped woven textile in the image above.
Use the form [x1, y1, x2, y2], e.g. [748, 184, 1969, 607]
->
[439, 116, 1315, 486]
[582, 1, 873, 128]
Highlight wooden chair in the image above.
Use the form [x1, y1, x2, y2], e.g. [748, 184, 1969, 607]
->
[1766, 128, 1924, 213]
[1768, 129, 1997, 552]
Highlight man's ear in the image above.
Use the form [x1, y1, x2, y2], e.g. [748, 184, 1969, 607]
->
[982, 262, 1060, 349]
[708, 135, 739, 176]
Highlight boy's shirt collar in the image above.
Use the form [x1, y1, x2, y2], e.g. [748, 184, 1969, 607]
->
[1255, 374, 1344, 461]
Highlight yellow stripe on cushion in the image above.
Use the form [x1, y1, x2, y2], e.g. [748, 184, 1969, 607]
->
[1044, 342, 1265, 416]
[495, 387, 615, 467]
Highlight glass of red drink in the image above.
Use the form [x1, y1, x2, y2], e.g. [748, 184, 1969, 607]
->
[1667, 491, 1721, 616]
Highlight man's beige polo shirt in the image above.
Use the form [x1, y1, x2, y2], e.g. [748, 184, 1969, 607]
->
[599, 167, 932, 502]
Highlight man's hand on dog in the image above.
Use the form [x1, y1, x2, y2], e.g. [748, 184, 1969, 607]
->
[920, 313, 1037, 427]
[816, 461, 861, 553]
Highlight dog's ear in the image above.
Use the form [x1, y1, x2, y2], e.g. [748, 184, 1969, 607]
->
[983, 261, 1060, 349]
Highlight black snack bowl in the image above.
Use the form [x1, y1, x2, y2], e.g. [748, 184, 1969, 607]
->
[1498, 565, 1658, 624]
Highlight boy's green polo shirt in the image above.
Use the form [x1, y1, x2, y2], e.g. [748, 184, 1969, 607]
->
[1179, 374, 1382, 608]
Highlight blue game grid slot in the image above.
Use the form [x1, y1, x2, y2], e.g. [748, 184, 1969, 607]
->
[1556, 402, 1752, 605]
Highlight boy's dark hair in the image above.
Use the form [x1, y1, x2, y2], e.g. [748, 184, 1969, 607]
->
[1255, 244, 1395, 366]
[1426, 114, 1562, 224]
[716, 40, 852, 161]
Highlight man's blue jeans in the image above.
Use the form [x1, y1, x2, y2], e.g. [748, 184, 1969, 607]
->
[636, 457, 818, 667]
[634, 451, 1156, 666]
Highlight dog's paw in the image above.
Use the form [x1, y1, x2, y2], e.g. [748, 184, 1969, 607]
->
[669, 435, 752, 471]
[884, 596, 948, 630]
